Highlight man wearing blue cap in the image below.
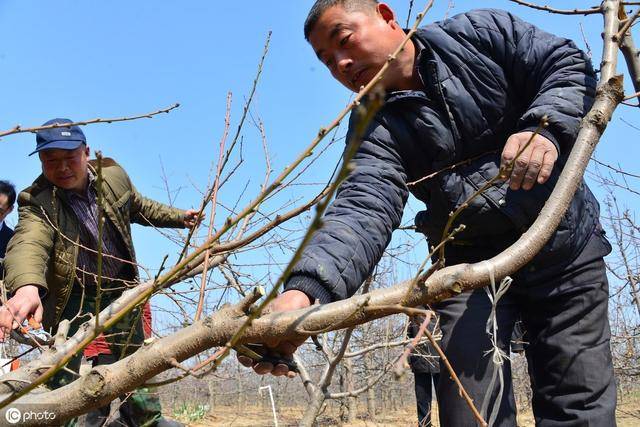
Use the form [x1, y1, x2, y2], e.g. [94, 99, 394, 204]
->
[1, 118, 194, 426]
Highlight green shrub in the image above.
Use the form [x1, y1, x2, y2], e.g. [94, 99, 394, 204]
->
[172, 402, 209, 422]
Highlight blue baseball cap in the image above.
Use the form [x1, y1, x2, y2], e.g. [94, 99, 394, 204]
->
[30, 118, 86, 156]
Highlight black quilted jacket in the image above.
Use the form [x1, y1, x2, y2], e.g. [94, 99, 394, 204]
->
[285, 9, 600, 303]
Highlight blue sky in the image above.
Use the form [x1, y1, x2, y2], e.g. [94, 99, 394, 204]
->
[1, 1, 639, 322]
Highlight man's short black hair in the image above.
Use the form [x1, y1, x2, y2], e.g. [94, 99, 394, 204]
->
[0, 180, 16, 207]
[304, 0, 379, 40]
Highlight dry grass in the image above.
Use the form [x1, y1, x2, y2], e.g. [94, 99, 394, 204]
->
[183, 393, 640, 426]
[186, 393, 640, 427]
[191, 406, 419, 427]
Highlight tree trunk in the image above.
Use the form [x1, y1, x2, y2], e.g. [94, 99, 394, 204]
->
[345, 357, 357, 423]
[339, 367, 347, 423]
[363, 353, 376, 421]
[237, 363, 244, 411]
[207, 380, 216, 414]
[300, 389, 326, 427]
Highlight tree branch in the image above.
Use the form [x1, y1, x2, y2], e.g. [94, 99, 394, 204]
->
[0, 104, 179, 139]
[509, 0, 602, 15]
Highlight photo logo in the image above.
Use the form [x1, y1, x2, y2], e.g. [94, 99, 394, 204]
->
[3, 406, 57, 424]
[5, 407, 21, 424]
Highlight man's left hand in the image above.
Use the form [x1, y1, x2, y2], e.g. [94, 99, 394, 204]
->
[500, 132, 558, 191]
[183, 209, 204, 228]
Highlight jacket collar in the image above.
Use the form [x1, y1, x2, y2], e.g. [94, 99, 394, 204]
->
[383, 32, 433, 104]
[412, 33, 430, 87]
[63, 169, 95, 201]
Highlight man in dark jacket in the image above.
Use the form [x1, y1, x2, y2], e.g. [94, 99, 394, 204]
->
[0, 180, 16, 279]
[240, 1, 616, 425]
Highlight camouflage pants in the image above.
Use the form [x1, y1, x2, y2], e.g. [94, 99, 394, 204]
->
[49, 285, 162, 427]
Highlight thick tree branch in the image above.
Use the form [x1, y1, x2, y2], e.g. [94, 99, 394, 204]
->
[618, 9, 640, 102]
[601, 1, 622, 83]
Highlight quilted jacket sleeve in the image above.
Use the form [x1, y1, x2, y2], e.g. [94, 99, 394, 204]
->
[98, 160, 186, 229]
[462, 9, 597, 154]
[125, 174, 186, 228]
[285, 118, 409, 303]
[4, 192, 55, 293]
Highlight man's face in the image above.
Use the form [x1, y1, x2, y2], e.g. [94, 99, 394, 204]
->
[308, 3, 408, 92]
[39, 145, 90, 194]
[0, 193, 12, 223]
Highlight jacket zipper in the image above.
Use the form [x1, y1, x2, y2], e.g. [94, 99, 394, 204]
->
[53, 186, 80, 325]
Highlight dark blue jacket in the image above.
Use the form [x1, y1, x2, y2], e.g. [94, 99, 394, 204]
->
[0, 222, 14, 278]
[286, 9, 600, 303]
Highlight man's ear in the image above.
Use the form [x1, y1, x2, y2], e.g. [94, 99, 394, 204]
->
[377, 3, 397, 25]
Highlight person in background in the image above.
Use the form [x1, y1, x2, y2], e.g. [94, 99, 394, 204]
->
[407, 313, 440, 427]
[84, 303, 181, 427]
[0, 180, 16, 279]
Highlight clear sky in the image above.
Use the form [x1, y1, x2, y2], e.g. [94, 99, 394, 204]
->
[1, 1, 639, 322]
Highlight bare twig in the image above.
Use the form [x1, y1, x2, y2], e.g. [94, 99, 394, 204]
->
[407, 150, 497, 187]
[591, 157, 640, 179]
[621, 117, 640, 131]
[509, 0, 601, 15]
[0, 104, 179, 139]
[613, 7, 640, 103]
[195, 93, 232, 321]
[608, 198, 640, 316]
[614, 7, 640, 42]
[405, 0, 415, 28]
[401, 224, 466, 305]
[393, 310, 433, 377]
[579, 22, 593, 58]
[423, 327, 487, 426]
[343, 337, 425, 359]
[209, 86, 387, 371]
[444, 0, 455, 20]
[623, 90, 640, 101]
[176, 31, 272, 263]
[293, 353, 317, 396]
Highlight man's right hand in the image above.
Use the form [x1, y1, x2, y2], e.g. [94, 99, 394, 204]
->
[237, 289, 312, 377]
[0, 285, 43, 341]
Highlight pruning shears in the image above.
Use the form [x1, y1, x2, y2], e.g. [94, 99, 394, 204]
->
[236, 343, 299, 373]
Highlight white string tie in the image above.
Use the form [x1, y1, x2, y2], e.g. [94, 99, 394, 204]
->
[479, 261, 513, 426]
